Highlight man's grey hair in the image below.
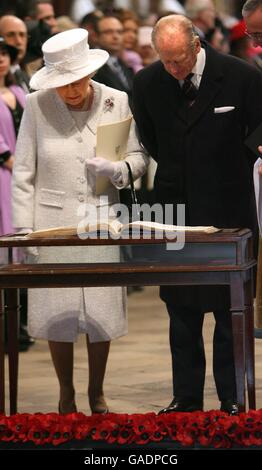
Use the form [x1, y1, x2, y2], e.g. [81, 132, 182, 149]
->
[185, 0, 214, 20]
[242, 0, 262, 18]
[152, 14, 198, 51]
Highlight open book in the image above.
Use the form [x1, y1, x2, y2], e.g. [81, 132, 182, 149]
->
[27, 220, 219, 239]
[95, 115, 133, 195]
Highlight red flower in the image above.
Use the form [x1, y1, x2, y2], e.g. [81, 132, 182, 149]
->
[0, 410, 262, 448]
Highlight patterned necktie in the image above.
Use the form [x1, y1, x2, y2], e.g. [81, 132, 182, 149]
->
[181, 73, 198, 104]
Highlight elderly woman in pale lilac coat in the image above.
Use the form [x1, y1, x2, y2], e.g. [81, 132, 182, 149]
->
[12, 29, 149, 415]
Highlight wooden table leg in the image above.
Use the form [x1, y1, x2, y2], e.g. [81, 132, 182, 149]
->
[244, 275, 256, 409]
[230, 272, 246, 412]
[0, 289, 5, 414]
[5, 288, 19, 415]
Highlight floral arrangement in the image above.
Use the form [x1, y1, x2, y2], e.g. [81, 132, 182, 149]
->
[0, 410, 261, 448]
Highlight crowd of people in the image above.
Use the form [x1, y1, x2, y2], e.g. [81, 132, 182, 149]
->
[1, 0, 262, 415]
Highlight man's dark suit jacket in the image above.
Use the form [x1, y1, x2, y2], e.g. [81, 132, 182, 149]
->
[133, 43, 262, 310]
[93, 60, 134, 105]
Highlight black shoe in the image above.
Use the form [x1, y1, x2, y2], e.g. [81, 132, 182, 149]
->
[19, 324, 35, 347]
[158, 397, 203, 414]
[220, 399, 239, 415]
[254, 328, 262, 339]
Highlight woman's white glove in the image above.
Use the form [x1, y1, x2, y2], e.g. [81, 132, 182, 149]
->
[86, 157, 119, 178]
[15, 227, 33, 235]
[15, 228, 38, 258]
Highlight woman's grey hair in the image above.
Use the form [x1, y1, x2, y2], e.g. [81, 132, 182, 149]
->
[152, 14, 198, 50]
[242, 0, 262, 18]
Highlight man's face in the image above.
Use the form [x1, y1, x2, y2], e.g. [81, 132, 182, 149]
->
[97, 18, 123, 55]
[0, 17, 27, 62]
[245, 6, 262, 47]
[157, 35, 201, 81]
[36, 3, 59, 34]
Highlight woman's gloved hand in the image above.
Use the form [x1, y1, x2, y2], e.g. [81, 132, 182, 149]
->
[85, 157, 119, 178]
[15, 228, 39, 258]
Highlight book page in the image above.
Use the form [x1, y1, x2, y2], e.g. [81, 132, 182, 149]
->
[27, 226, 77, 238]
[26, 220, 219, 239]
[125, 220, 219, 234]
[27, 220, 123, 239]
[84, 219, 123, 236]
[96, 115, 133, 195]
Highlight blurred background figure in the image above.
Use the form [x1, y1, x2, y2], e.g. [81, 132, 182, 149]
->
[137, 26, 158, 67]
[205, 16, 230, 54]
[229, 18, 253, 62]
[0, 37, 33, 351]
[23, 19, 53, 78]
[56, 15, 77, 32]
[70, 0, 96, 24]
[185, 0, 216, 38]
[159, 0, 185, 15]
[0, 16, 29, 102]
[229, 18, 262, 70]
[117, 10, 143, 73]
[79, 10, 104, 48]
[93, 15, 134, 103]
[26, 0, 59, 34]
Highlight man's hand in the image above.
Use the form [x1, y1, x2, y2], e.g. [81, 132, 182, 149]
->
[85, 157, 118, 178]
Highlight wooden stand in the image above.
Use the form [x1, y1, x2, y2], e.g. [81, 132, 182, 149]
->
[0, 228, 256, 414]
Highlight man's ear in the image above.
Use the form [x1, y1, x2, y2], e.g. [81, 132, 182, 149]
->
[195, 37, 201, 54]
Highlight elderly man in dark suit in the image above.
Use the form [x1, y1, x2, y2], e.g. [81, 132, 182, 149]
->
[132, 14, 262, 415]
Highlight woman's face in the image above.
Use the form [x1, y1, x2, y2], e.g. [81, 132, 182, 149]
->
[56, 76, 91, 108]
[123, 19, 138, 50]
[0, 48, 11, 79]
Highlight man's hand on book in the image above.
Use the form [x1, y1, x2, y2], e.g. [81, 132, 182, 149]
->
[86, 157, 119, 178]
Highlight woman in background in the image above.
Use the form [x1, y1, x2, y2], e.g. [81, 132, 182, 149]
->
[0, 37, 25, 241]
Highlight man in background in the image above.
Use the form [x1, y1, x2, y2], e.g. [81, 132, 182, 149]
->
[185, 0, 216, 38]
[93, 15, 134, 103]
[26, 1, 59, 34]
[0, 15, 29, 93]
